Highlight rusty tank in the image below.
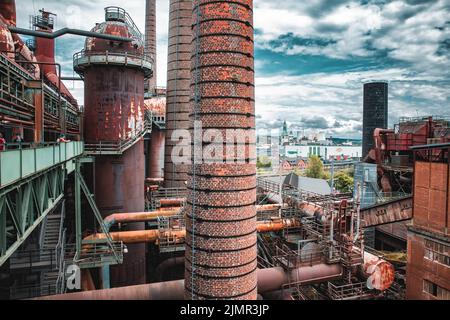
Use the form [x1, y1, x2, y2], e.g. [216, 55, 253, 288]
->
[74, 6, 153, 287]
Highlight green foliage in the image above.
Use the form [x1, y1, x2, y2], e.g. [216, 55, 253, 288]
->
[257, 156, 272, 169]
[334, 170, 354, 193]
[305, 156, 328, 179]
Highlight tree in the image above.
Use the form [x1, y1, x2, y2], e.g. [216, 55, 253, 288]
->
[305, 155, 326, 179]
[334, 170, 354, 193]
[257, 156, 272, 169]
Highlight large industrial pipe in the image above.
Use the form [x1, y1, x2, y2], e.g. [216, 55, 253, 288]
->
[8, 26, 132, 42]
[102, 209, 181, 231]
[35, 251, 394, 300]
[84, 219, 299, 244]
[35, 280, 186, 300]
[34, 264, 341, 300]
[160, 198, 185, 207]
[101, 205, 292, 232]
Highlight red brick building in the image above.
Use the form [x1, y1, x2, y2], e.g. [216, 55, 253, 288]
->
[281, 158, 308, 172]
[406, 143, 450, 300]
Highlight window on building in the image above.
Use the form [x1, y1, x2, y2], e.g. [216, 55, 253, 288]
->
[423, 280, 450, 300]
[424, 239, 450, 267]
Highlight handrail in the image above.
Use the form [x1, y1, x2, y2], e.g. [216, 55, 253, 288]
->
[84, 120, 152, 155]
[75, 170, 121, 264]
[105, 6, 144, 43]
[0, 141, 84, 189]
[73, 49, 153, 64]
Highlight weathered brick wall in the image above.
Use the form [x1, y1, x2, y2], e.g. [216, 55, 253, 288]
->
[185, 0, 257, 300]
[164, 0, 192, 188]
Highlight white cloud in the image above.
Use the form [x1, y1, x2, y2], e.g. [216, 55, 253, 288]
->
[255, 0, 450, 78]
[16, 0, 169, 105]
[255, 68, 450, 138]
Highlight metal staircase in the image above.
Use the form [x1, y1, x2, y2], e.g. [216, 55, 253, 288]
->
[72, 168, 123, 268]
[84, 121, 152, 156]
[42, 214, 62, 250]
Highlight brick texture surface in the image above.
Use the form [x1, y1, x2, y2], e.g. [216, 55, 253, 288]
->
[164, 0, 193, 188]
[185, 0, 257, 300]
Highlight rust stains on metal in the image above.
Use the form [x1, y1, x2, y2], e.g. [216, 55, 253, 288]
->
[0, 0, 16, 27]
[75, 7, 152, 287]
[360, 196, 413, 227]
[363, 251, 395, 291]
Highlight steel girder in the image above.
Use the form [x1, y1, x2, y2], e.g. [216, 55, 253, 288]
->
[0, 165, 66, 266]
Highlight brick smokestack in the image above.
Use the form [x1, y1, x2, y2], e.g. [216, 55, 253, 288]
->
[145, 0, 157, 92]
[164, 0, 192, 188]
[185, 0, 257, 300]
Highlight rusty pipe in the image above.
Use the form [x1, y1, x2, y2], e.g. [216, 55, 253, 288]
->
[256, 218, 300, 233]
[84, 219, 300, 244]
[256, 204, 287, 211]
[159, 198, 185, 207]
[362, 251, 395, 291]
[33, 280, 186, 300]
[34, 249, 394, 300]
[8, 26, 132, 42]
[84, 229, 184, 245]
[103, 209, 181, 231]
[373, 128, 395, 164]
[34, 264, 342, 300]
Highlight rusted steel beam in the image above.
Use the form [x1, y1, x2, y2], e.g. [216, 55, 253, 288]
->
[360, 196, 413, 228]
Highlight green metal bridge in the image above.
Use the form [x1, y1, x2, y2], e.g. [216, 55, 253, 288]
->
[0, 142, 83, 266]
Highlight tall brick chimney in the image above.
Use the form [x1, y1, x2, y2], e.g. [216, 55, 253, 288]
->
[164, 0, 192, 188]
[145, 0, 157, 92]
[185, 0, 257, 300]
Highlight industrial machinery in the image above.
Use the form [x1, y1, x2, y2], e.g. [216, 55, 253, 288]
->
[3, 0, 445, 302]
[73, 6, 153, 287]
[365, 116, 450, 193]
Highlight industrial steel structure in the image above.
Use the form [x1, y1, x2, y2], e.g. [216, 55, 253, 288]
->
[0, 0, 448, 301]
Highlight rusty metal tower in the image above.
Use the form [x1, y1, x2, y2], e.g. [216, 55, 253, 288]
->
[74, 6, 153, 287]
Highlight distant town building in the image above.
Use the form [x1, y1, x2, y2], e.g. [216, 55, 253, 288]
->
[281, 158, 308, 171]
[282, 144, 362, 160]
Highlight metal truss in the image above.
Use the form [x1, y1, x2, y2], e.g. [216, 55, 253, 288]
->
[0, 165, 65, 266]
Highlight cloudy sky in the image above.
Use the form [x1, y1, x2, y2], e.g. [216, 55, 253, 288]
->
[15, 0, 450, 139]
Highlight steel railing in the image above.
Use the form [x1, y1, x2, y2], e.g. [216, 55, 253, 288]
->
[327, 281, 371, 300]
[84, 121, 152, 155]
